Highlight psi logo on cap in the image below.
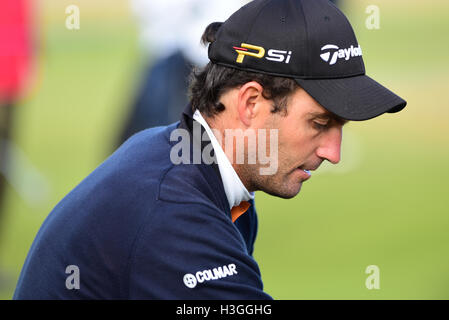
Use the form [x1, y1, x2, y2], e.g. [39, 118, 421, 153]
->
[320, 44, 363, 65]
[233, 43, 293, 64]
[234, 43, 265, 63]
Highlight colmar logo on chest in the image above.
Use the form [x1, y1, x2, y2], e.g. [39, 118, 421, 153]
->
[183, 263, 238, 288]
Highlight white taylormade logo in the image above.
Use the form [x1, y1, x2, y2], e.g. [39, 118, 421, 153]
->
[183, 264, 238, 289]
[320, 44, 363, 65]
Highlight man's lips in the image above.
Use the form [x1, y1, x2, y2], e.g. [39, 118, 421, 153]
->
[298, 165, 320, 173]
[295, 167, 312, 181]
[296, 164, 321, 180]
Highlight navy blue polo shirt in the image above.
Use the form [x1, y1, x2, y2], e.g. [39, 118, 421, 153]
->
[13, 105, 272, 299]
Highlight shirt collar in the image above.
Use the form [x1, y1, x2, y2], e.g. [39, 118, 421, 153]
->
[193, 110, 254, 210]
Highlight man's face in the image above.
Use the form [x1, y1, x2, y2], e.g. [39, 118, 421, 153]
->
[250, 87, 348, 198]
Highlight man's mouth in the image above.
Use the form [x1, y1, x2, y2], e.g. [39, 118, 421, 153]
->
[295, 166, 313, 180]
[297, 164, 322, 178]
[298, 165, 314, 175]
[297, 168, 311, 181]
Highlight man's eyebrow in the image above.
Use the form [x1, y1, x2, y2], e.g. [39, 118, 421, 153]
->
[308, 112, 331, 119]
[308, 112, 349, 125]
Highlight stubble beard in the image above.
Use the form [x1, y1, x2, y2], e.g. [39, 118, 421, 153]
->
[238, 163, 302, 199]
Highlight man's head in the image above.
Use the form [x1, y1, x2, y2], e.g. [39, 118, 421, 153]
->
[231, 84, 348, 198]
[188, 0, 406, 198]
[190, 63, 347, 198]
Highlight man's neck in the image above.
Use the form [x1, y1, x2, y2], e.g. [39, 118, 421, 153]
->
[202, 114, 255, 192]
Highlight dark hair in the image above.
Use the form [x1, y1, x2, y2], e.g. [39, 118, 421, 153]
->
[189, 22, 300, 118]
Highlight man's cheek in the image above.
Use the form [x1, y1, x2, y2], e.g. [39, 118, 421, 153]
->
[258, 129, 279, 175]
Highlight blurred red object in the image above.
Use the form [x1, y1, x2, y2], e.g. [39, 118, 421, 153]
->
[0, 0, 32, 104]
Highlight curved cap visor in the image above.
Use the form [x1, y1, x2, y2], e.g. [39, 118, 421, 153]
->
[295, 75, 407, 121]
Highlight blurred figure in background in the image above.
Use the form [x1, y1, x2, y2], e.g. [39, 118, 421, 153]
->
[0, 0, 34, 221]
[117, 0, 248, 145]
[0, 0, 34, 290]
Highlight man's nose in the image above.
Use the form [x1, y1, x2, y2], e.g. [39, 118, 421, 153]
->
[316, 127, 342, 165]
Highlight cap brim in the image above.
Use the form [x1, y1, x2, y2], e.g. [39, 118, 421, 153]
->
[295, 75, 406, 121]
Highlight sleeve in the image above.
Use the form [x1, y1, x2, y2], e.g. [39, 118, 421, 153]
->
[126, 200, 272, 299]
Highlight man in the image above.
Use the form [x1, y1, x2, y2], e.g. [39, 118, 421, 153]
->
[14, 0, 406, 299]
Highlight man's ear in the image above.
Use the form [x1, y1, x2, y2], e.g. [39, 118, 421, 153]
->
[236, 81, 265, 127]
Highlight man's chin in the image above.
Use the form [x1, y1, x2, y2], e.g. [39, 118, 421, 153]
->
[262, 181, 303, 199]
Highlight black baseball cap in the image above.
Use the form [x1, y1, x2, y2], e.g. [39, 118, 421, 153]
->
[208, 0, 406, 121]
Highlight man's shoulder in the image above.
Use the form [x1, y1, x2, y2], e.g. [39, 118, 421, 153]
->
[157, 161, 227, 211]
[57, 125, 175, 208]
[28, 124, 181, 250]
[113, 122, 227, 208]
[39, 121, 227, 233]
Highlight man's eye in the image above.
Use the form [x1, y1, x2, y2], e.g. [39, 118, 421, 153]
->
[313, 121, 329, 131]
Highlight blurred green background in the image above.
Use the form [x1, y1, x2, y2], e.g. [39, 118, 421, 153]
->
[0, 0, 448, 299]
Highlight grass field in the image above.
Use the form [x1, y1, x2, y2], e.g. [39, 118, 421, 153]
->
[1, 0, 448, 299]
